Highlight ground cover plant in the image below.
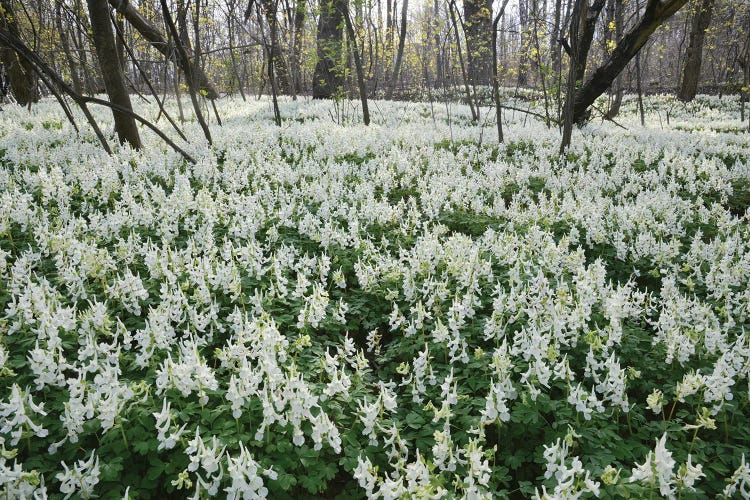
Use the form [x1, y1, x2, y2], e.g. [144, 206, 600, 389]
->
[1, 94, 749, 498]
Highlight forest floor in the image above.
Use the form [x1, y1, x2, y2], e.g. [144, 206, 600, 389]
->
[0, 94, 749, 498]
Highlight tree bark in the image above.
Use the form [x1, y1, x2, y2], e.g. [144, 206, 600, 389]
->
[560, 0, 606, 152]
[291, 0, 306, 95]
[107, 0, 219, 100]
[342, 3, 370, 124]
[162, 0, 212, 143]
[55, 1, 83, 95]
[518, 0, 529, 87]
[260, 0, 291, 93]
[87, 0, 141, 149]
[605, 0, 624, 118]
[571, 0, 690, 124]
[493, 0, 511, 142]
[313, 0, 346, 98]
[449, 0, 478, 121]
[433, 0, 443, 88]
[464, 0, 493, 85]
[550, 0, 563, 73]
[0, 0, 38, 105]
[388, 0, 408, 97]
[678, 0, 714, 101]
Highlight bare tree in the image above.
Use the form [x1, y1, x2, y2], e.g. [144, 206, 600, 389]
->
[387, 0, 407, 97]
[313, 0, 346, 98]
[87, 0, 141, 149]
[108, 0, 219, 100]
[464, 0, 492, 85]
[560, 0, 606, 152]
[678, 0, 715, 101]
[571, 0, 690, 125]
[0, 0, 38, 105]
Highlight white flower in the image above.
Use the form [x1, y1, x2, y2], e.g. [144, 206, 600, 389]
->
[646, 389, 664, 414]
[630, 433, 676, 498]
[676, 455, 704, 492]
[225, 442, 271, 499]
[0, 385, 48, 446]
[56, 452, 100, 499]
[722, 454, 750, 499]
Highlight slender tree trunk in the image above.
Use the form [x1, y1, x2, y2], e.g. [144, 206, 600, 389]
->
[550, 0, 563, 73]
[741, 33, 749, 125]
[174, 69, 185, 122]
[0, 0, 38, 105]
[531, 0, 551, 127]
[291, 0, 305, 96]
[636, 52, 645, 125]
[571, 0, 690, 124]
[561, 0, 586, 153]
[384, 0, 393, 84]
[605, 0, 624, 118]
[448, 0, 478, 121]
[313, 0, 346, 98]
[560, 0, 606, 152]
[115, 16, 126, 72]
[87, 0, 141, 149]
[678, 0, 714, 101]
[433, 0, 443, 88]
[464, 0, 493, 85]
[55, 2, 83, 95]
[108, 0, 219, 100]
[493, 0, 511, 143]
[388, 0, 408, 97]
[342, 4, 370, 124]
[162, 0, 212, 143]
[518, 0, 529, 87]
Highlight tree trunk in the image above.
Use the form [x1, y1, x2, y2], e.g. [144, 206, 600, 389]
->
[388, 0, 408, 97]
[260, 0, 291, 93]
[742, 33, 749, 127]
[0, 0, 38, 105]
[342, 5, 370, 124]
[291, 0, 305, 95]
[678, 0, 714, 101]
[162, 0, 212, 143]
[550, 0, 563, 74]
[87, 0, 141, 149]
[605, 0, 624, 118]
[226, 0, 246, 100]
[449, 0, 478, 121]
[560, 0, 606, 152]
[493, 0, 511, 142]
[571, 0, 690, 124]
[464, 0, 493, 85]
[636, 51, 645, 125]
[55, 1, 83, 95]
[313, 0, 346, 98]
[115, 16, 126, 72]
[518, 0, 529, 87]
[433, 0, 443, 88]
[108, 0, 218, 100]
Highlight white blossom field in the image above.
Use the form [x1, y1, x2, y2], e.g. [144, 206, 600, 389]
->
[1, 94, 749, 498]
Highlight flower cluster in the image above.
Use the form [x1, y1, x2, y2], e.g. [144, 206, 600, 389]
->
[0, 93, 748, 498]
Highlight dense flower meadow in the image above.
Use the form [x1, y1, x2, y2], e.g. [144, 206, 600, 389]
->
[0, 94, 749, 498]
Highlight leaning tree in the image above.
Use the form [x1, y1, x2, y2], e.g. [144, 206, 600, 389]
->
[560, 0, 692, 151]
